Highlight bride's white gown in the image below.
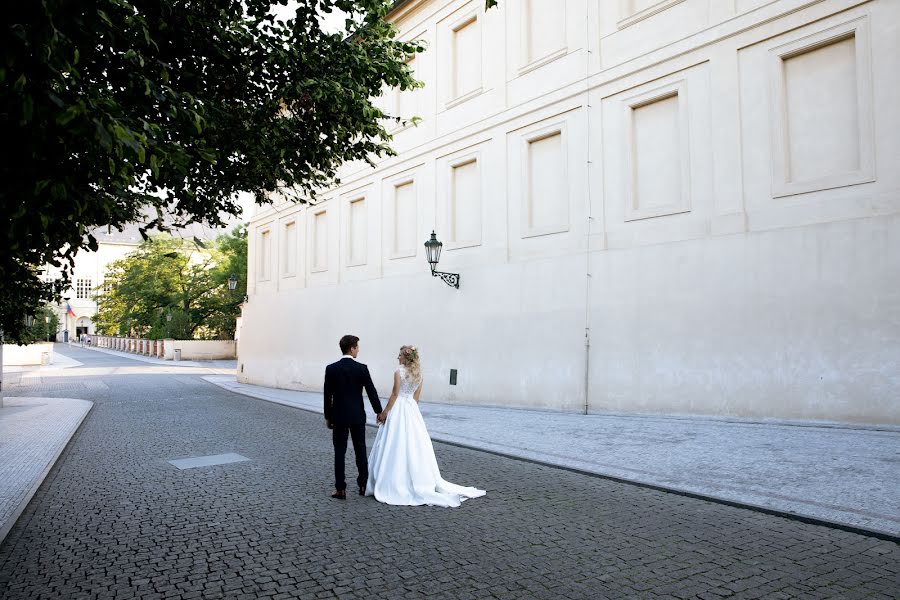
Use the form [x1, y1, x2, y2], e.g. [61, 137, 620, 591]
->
[366, 366, 486, 507]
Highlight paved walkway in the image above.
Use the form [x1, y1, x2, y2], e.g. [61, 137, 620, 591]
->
[75, 343, 237, 371]
[3, 349, 83, 386]
[204, 376, 900, 538]
[2, 345, 897, 600]
[3, 351, 83, 373]
[0, 343, 225, 545]
[0, 396, 92, 543]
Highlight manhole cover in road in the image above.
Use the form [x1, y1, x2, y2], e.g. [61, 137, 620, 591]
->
[168, 453, 250, 470]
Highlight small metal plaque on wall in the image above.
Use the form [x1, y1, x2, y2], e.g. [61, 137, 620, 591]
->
[449, 369, 458, 385]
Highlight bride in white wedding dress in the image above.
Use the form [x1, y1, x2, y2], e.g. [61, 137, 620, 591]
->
[366, 346, 486, 507]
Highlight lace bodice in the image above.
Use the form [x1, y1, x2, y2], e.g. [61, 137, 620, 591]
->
[397, 366, 420, 397]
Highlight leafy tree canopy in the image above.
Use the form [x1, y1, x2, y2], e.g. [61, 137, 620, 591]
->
[2, 0, 424, 341]
[10, 305, 60, 345]
[94, 227, 247, 340]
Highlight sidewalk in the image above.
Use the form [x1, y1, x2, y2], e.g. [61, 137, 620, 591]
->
[3, 350, 83, 385]
[0, 397, 92, 543]
[76, 343, 236, 372]
[204, 375, 900, 539]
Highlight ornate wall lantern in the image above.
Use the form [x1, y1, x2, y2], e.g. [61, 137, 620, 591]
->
[424, 231, 460, 289]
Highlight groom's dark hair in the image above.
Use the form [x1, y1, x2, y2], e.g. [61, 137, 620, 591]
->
[339, 335, 360, 354]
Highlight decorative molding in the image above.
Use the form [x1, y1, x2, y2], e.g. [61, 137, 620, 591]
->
[256, 225, 273, 282]
[520, 120, 570, 238]
[387, 173, 419, 260]
[445, 86, 484, 110]
[310, 209, 329, 273]
[345, 196, 368, 268]
[617, 0, 689, 30]
[518, 48, 569, 77]
[280, 218, 298, 278]
[767, 16, 875, 198]
[445, 9, 482, 106]
[440, 145, 485, 250]
[518, 0, 567, 74]
[622, 78, 692, 221]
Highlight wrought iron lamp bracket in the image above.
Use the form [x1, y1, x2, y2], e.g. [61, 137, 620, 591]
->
[430, 266, 460, 289]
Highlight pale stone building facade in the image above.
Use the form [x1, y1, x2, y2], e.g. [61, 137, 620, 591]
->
[239, 0, 900, 424]
[48, 231, 140, 342]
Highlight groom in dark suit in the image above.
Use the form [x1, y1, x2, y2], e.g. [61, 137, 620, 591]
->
[324, 335, 384, 499]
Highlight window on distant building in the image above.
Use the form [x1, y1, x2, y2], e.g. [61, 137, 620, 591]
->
[75, 278, 93, 299]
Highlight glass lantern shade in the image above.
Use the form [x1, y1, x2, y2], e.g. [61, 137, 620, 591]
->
[424, 231, 443, 268]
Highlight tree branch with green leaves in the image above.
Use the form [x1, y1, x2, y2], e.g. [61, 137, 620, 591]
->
[94, 227, 247, 340]
[2, 0, 423, 340]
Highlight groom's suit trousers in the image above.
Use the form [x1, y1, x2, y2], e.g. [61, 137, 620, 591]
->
[333, 424, 368, 491]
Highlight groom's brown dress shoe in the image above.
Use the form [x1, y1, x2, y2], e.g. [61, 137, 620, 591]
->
[331, 490, 346, 500]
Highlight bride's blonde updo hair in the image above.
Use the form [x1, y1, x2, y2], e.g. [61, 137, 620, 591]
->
[400, 345, 421, 384]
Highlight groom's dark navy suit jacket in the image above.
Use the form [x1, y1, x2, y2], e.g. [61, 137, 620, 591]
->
[324, 357, 383, 427]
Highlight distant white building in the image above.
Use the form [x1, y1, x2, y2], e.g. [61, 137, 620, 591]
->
[49, 208, 250, 342]
[239, 0, 900, 425]
[46, 227, 141, 342]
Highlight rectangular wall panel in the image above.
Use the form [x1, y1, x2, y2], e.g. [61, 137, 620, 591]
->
[258, 229, 270, 281]
[451, 159, 481, 245]
[527, 131, 567, 234]
[397, 57, 417, 120]
[783, 36, 859, 183]
[632, 94, 681, 213]
[765, 18, 874, 198]
[627, 0, 659, 15]
[453, 17, 481, 99]
[394, 182, 417, 255]
[525, 0, 565, 64]
[282, 221, 296, 276]
[349, 199, 367, 265]
[313, 211, 327, 271]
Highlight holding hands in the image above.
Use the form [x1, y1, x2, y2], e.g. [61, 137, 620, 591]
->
[377, 411, 388, 425]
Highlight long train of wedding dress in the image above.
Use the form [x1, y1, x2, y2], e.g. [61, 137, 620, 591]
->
[366, 367, 485, 507]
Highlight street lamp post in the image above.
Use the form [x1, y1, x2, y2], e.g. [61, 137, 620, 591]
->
[62, 296, 71, 343]
[166, 312, 172, 338]
[423, 231, 460, 289]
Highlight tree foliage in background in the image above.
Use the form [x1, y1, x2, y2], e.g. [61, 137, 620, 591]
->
[2, 0, 424, 341]
[94, 227, 247, 340]
[9, 306, 61, 345]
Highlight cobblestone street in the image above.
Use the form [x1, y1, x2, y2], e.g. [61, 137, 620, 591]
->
[1, 347, 897, 599]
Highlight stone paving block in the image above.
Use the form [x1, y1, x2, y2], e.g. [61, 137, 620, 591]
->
[203, 374, 900, 537]
[0, 346, 897, 600]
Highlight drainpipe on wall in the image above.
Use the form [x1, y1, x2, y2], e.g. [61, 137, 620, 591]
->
[583, 322, 590, 415]
[583, 40, 594, 416]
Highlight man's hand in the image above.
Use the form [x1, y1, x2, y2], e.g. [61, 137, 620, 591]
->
[376, 411, 387, 424]
[325, 419, 333, 429]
